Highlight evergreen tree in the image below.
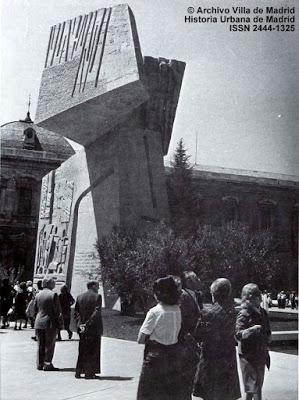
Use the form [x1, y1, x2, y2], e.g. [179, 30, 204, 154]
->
[167, 139, 199, 235]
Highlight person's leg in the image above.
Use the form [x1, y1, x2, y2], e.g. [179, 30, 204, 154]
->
[254, 365, 265, 400]
[43, 328, 58, 369]
[1, 313, 7, 328]
[65, 320, 72, 339]
[36, 329, 46, 369]
[246, 394, 253, 400]
[253, 390, 262, 400]
[57, 329, 62, 341]
[75, 334, 84, 378]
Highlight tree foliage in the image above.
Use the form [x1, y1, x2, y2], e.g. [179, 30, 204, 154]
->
[167, 139, 199, 235]
[97, 222, 285, 311]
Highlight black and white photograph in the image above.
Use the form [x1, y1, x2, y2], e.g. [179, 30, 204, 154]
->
[0, 0, 298, 399]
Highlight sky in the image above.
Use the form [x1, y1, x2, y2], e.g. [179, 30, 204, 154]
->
[1, 0, 298, 176]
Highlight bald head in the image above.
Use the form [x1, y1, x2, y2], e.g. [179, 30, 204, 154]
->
[210, 278, 232, 303]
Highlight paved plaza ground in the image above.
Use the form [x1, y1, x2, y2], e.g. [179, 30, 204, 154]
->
[0, 324, 297, 400]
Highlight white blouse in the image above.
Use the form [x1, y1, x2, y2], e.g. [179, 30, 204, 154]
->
[139, 303, 181, 345]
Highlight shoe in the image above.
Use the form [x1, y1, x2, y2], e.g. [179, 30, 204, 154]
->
[31, 336, 37, 341]
[14, 326, 17, 330]
[18, 327, 22, 330]
[1, 325, 6, 329]
[37, 365, 43, 370]
[68, 331, 73, 340]
[23, 325, 27, 328]
[75, 372, 81, 379]
[43, 364, 60, 371]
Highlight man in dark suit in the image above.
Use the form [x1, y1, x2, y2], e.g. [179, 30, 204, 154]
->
[74, 280, 103, 379]
[34, 277, 62, 371]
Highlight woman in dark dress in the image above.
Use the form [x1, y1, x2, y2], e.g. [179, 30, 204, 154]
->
[193, 278, 241, 400]
[57, 285, 75, 340]
[14, 282, 28, 330]
[137, 276, 183, 400]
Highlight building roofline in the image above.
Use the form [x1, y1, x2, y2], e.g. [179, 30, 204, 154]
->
[164, 163, 299, 189]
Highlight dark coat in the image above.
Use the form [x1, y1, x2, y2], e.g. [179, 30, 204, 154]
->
[58, 292, 75, 325]
[74, 290, 103, 376]
[180, 288, 201, 335]
[34, 288, 62, 330]
[235, 303, 271, 368]
[193, 302, 241, 400]
[14, 290, 28, 319]
[74, 290, 103, 335]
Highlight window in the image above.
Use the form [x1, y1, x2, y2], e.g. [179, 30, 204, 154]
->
[18, 187, 32, 215]
[258, 199, 276, 230]
[23, 128, 42, 150]
[17, 177, 35, 216]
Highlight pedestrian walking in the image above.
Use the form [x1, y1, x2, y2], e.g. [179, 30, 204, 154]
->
[34, 277, 63, 371]
[57, 284, 75, 340]
[74, 281, 103, 379]
[236, 283, 271, 400]
[24, 280, 36, 328]
[14, 282, 28, 330]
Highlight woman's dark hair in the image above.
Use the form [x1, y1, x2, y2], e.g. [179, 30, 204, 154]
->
[153, 276, 181, 305]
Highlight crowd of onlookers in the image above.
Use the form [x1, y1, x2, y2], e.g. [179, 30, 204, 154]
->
[259, 289, 298, 311]
[0, 275, 298, 400]
[0, 278, 75, 341]
[276, 290, 298, 309]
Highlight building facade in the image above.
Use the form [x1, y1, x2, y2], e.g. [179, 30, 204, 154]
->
[0, 113, 74, 282]
[191, 164, 299, 288]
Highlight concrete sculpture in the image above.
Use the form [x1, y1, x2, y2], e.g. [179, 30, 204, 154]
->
[34, 4, 185, 298]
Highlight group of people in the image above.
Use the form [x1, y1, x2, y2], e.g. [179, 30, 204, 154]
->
[0, 278, 36, 329]
[277, 290, 298, 309]
[0, 273, 280, 399]
[137, 272, 271, 400]
[0, 278, 75, 341]
[33, 277, 102, 378]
